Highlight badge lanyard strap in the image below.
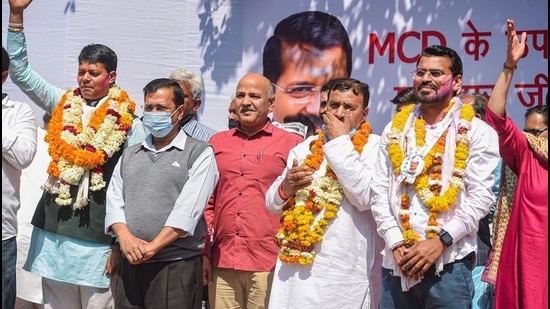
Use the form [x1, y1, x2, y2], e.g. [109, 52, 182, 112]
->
[405, 101, 463, 159]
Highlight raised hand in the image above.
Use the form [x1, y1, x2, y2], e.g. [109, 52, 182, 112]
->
[505, 19, 527, 67]
[322, 110, 351, 141]
[9, 0, 32, 13]
[9, 0, 33, 24]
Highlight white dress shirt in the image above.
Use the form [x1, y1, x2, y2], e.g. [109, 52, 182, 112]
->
[266, 133, 384, 309]
[370, 109, 500, 291]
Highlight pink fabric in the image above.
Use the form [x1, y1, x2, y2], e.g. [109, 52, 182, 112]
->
[485, 108, 548, 309]
[206, 121, 302, 272]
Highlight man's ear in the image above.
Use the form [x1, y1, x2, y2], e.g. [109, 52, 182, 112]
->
[452, 74, 462, 93]
[2, 71, 8, 84]
[267, 96, 275, 113]
[193, 98, 202, 113]
[108, 71, 117, 85]
[362, 107, 369, 118]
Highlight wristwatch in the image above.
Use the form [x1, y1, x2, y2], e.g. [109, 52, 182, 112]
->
[438, 229, 453, 247]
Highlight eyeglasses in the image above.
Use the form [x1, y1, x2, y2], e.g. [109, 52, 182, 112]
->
[412, 69, 451, 79]
[524, 127, 548, 136]
[272, 83, 319, 99]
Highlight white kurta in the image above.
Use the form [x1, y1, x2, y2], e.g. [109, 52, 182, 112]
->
[17, 127, 48, 304]
[266, 133, 384, 309]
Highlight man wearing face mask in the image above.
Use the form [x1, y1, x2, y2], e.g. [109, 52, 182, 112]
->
[105, 78, 219, 308]
[169, 68, 217, 142]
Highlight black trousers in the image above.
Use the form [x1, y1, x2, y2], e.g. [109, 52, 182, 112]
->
[116, 255, 202, 309]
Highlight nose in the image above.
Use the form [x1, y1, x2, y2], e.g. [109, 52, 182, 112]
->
[333, 105, 348, 119]
[240, 96, 252, 106]
[80, 73, 92, 83]
[304, 93, 320, 115]
[420, 73, 433, 82]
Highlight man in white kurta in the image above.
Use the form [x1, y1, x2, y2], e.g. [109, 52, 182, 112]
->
[265, 78, 384, 309]
[17, 123, 48, 308]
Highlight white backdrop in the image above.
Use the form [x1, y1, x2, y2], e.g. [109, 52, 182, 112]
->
[2, 0, 548, 134]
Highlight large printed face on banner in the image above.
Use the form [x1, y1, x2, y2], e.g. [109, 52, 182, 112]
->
[271, 42, 348, 129]
[262, 11, 352, 130]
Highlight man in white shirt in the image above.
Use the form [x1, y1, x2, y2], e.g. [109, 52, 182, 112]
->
[266, 78, 384, 308]
[370, 45, 500, 308]
[2, 45, 37, 309]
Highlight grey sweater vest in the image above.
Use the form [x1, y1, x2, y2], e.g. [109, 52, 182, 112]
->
[120, 136, 210, 261]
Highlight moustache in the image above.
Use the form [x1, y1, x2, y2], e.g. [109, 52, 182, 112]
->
[418, 82, 438, 91]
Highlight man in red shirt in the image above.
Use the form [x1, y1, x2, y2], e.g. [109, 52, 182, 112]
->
[204, 72, 302, 308]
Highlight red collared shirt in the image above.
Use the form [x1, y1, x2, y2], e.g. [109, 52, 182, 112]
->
[206, 121, 302, 271]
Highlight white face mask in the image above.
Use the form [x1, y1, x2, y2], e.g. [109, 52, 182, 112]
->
[142, 107, 180, 138]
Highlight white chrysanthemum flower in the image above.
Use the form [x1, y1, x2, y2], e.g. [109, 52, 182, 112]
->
[456, 133, 470, 145]
[55, 183, 72, 206]
[90, 171, 106, 191]
[425, 225, 440, 234]
[388, 128, 401, 143]
[419, 187, 434, 201]
[398, 208, 410, 216]
[458, 119, 472, 130]
[449, 176, 465, 188]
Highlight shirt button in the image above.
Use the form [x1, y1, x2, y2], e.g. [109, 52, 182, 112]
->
[237, 212, 241, 216]
[238, 192, 242, 196]
[240, 173, 244, 176]
[236, 232, 240, 236]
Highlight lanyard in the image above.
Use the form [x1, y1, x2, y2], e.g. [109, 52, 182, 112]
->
[397, 100, 463, 184]
[406, 101, 462, 158]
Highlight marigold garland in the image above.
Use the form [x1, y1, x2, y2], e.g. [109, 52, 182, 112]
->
[388, 99, 474, 246]
[44, 86, 135, 207]
[274, 121, 371, 265]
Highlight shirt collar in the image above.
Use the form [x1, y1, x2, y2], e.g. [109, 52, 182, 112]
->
[138, 128, 188, 153]
[2, 93, 13, 107]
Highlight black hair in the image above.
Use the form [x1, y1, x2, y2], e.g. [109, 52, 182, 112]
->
[417, 45, 463, 77]
[143, 78, 185, 107]
[525, 105, 548, 126]
[391, 87, 417, 105]
[325, 78, 370, 108]
[78, 44, 118, 72]
[263, 11, 352, 83]
[459, 93, 488, 121]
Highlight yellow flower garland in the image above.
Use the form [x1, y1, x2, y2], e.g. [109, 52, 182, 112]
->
[274, 121, 371, 264]
[44, 86, 135, 206]
[388, 99, 474, 245]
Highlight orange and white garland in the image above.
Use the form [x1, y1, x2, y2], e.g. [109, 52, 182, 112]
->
[43, 86, 135, 207]
[274, 121, 371, 264]
[388, 99, 474, 246]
